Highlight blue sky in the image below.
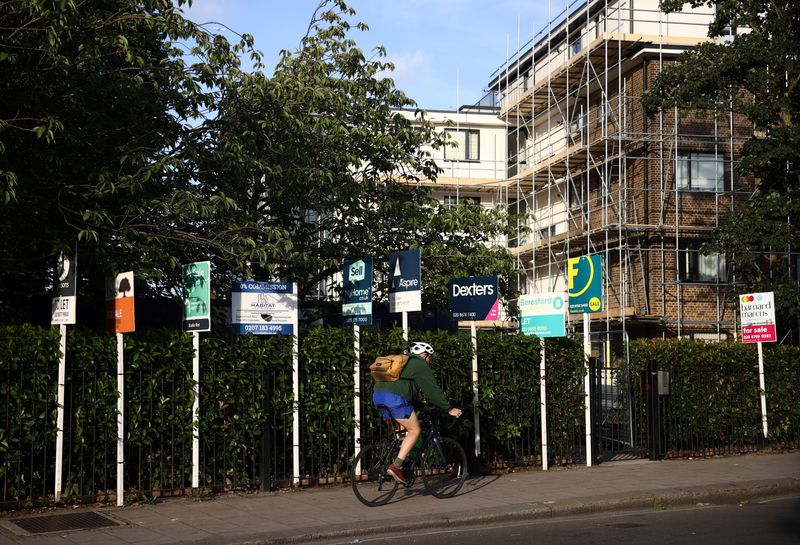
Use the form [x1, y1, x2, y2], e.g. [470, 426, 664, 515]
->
[182, 0, 549, 111]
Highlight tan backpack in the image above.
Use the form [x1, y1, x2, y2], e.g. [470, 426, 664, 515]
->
[369, 354, 410, 382]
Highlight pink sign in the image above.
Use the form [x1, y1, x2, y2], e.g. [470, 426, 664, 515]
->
[741, 324, 777, 344]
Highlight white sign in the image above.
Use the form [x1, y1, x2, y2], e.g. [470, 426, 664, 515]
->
[740, 291, 777, 343]
[232, 281, 297, 335]
[519, 292, 567, 338]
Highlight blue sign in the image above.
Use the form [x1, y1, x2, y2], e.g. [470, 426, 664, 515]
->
[519, 292, 567, 338]
[231, 281, 297, 335]
[343, 257, 373, 326]
[568, 255, 603, 314]
[449, 276, 499, 321]
[388, 249, 421, 313]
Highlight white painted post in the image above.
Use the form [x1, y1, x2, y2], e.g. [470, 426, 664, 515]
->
[540, 337, 548, 471]
[402, 311, 408, 342]
[471, 321, 481, 458]
[292, 296, 300, 485]
[583, 312, 593, 467]
[191, 331, 200, 489]
[353, 324, 361, 474]
[54, 324, 67, 501]
[757, 342, 768, 439]
[116, 332, 124, 506]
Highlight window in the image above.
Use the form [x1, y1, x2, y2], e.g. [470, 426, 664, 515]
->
[679, 241, 726, 283]
[444, 195, 481, 209]
[445, 129, 479, 161]
[677, 152, 723, 191]
[539, 224, 557, 240]
[570, 37, 582, 57]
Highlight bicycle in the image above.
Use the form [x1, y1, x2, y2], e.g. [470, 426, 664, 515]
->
[350, 406, 468, 507]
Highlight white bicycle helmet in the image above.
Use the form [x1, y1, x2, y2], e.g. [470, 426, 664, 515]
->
[409, 341, 434, 356]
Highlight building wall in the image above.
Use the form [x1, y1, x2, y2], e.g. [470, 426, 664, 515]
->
[496, 1, 755, 338]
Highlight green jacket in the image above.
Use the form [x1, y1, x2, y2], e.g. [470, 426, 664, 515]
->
[373, 355, 452, 411]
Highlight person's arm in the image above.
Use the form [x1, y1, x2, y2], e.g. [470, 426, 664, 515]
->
[409, 360, 451, 411]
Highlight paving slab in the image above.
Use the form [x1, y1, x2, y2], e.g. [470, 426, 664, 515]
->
[0, 452, 797, 545]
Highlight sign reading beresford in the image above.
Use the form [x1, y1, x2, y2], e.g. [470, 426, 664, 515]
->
[519, 292, 567, 338]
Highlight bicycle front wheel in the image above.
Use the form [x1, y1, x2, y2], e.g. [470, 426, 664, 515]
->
[351, 442, 398, 507]
[421, 437, 467, 498]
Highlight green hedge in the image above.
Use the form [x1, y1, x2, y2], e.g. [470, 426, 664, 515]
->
[629, 339, 800, 455]
[1, 325, 798, 507]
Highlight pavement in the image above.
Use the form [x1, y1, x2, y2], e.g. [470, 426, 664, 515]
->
[0, 451, 798, 545]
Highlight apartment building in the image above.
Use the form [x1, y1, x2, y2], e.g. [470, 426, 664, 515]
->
[489, 0, 754, 341]
[396, 106, 507, 233]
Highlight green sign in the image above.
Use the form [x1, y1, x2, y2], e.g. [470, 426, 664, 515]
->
[568, 254, 603, 314]
[183, 261, 211, 332]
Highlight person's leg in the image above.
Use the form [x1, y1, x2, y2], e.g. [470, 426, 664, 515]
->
[393, 410, 421, 462]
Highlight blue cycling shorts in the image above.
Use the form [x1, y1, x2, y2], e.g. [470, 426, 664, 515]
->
[372, 391, 414, 420]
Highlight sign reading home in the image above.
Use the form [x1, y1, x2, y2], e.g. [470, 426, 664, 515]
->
[519, 292, 567, 338]
[449, 276, 499, 321]
[51, 249, 77, 325]
[343, 257, 373, 326]
[231, 281, 297, 335]
[568, 254, 603, 314]
[183, 261, 211, 332]
[388, 249, 421, 313]
[740, 291, 777, 343]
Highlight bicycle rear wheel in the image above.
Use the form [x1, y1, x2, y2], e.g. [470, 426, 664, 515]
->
[421, 437, 467, 498]
[351, 442, 398, 506]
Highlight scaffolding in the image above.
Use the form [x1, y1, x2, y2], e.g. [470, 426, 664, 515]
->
[488, 0, 758, 341]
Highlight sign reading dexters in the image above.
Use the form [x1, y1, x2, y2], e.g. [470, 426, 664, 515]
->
[740, 291, 777, 343]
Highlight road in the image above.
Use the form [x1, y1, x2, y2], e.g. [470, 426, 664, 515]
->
[311, 494, 800, 545]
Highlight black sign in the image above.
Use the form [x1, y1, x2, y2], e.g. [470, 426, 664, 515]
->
[55, 249, 77, 297]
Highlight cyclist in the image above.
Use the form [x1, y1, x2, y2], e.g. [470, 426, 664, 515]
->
[372, 341, 463, 485]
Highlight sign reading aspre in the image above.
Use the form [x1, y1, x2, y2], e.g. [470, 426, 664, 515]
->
[388, 249, 421, 313]
[740, 291, 777, 343]
[449, 276, 499, 321]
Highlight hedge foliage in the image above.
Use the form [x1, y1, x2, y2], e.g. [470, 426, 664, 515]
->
[1, 325, 798, 507]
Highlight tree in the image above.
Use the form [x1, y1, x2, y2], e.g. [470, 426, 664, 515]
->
[197, 0, 519, 318]
[1, 0, 518, 325]
[643, 0, 800, 339]
[0, 0, 273, 321]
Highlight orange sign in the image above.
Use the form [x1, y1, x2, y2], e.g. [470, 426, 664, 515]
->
[105, 272, 135, 333]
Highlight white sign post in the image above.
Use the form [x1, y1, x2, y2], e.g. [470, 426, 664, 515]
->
[231, 281, 299, 484]
[106, 271, 135, 507]
[568, 256, 603, 467]
[51, 249, 77, 502]
[183, 261, 211, 490]
[520, 292, 568, 471]
[739, 291, 777, 439]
